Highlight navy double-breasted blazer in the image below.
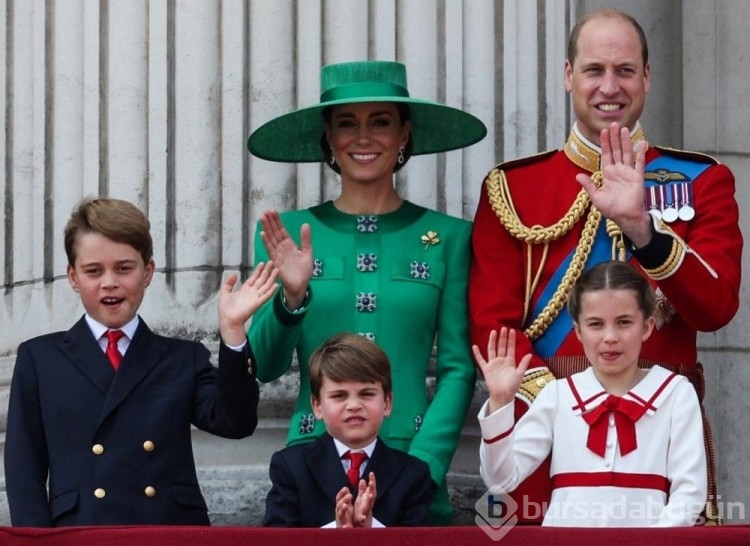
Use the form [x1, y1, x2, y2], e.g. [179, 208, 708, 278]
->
[263, 433, 434, 527]
[4, 316, 259, 527]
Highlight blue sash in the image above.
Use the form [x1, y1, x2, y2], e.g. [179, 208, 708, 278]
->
[531, 223, 612, 357]
[643, 155, 711, 188]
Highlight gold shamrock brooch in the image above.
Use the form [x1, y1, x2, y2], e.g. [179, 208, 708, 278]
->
[420, 230, 440, 250]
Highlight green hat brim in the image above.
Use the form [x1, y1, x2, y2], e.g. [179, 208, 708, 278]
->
[247, 96, 487, 163]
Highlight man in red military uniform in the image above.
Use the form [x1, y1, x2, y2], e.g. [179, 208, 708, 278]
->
[470, 8, 741, 524]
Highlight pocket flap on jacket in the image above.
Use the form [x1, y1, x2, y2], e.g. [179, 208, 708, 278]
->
[49, 489, 79, 520]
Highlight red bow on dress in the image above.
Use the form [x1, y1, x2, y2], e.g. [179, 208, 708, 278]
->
[582, 395, 647, 457]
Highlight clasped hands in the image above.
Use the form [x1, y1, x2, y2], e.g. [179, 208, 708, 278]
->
[335, 472, 377, 528]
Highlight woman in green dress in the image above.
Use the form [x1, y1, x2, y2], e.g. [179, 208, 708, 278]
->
[247, 60, 486, 523]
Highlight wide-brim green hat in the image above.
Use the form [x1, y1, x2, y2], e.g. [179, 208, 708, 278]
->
[247, 60, 487, 162]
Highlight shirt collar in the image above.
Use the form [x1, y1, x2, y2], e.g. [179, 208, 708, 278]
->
[85, 314, 140, 342]
[332, 436, 377, 459]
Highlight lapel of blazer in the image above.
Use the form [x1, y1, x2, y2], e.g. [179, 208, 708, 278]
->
[306, 433, 351, 503]
[97, 318, 168, 425]
[59, 316, 117, 395]
[364, 437, 403, 498]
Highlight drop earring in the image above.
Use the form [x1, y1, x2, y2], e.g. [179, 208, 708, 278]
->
[329, 145, 336, 165]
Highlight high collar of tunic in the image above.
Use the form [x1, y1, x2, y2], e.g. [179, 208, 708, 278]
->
[564, 121, 646, 173]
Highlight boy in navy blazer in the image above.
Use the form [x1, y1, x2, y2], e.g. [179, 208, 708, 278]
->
[4, 197, 278, 527]
[263, 333, 434, 527]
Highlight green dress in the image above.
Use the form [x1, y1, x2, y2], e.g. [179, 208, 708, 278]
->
[249, 200, 476, 523]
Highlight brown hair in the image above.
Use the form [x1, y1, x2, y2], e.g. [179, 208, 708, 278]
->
[567, 8, 649, 68]
[319, 102, 413, 174]
[568, 260, 655, 322]
[309, 333, 392, 399]
[64, 197, 153, 266]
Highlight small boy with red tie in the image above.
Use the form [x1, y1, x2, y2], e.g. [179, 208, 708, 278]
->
[263, 333, 434, 527]
[5, 197, 278, 527]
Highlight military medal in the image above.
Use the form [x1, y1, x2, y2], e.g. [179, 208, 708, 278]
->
[661, 184, 679, 223]
[647, 186, 662, 220]
[677, 182, 695, 221]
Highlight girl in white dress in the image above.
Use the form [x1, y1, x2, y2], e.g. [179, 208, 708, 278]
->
[474, 260, 707, 527]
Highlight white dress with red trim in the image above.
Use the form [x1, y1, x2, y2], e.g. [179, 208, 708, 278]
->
[478, 365, 707, 527]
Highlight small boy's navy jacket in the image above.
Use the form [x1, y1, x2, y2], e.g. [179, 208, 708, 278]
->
[264, 432, 434, 527]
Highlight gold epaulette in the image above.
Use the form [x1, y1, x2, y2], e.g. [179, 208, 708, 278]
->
[653, 145, 720, 166]
[517, 368, 556, 405]
[485, 149, 558, 176]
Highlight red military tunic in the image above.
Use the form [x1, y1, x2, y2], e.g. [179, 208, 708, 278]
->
[469, 123, 741, 522]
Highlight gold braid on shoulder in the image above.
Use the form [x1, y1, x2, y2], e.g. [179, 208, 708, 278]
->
[486, 168, 604, 341]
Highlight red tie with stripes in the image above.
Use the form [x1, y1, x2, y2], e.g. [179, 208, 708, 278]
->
[343, 451, 368, 487]
[105, 330, 125, 370]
